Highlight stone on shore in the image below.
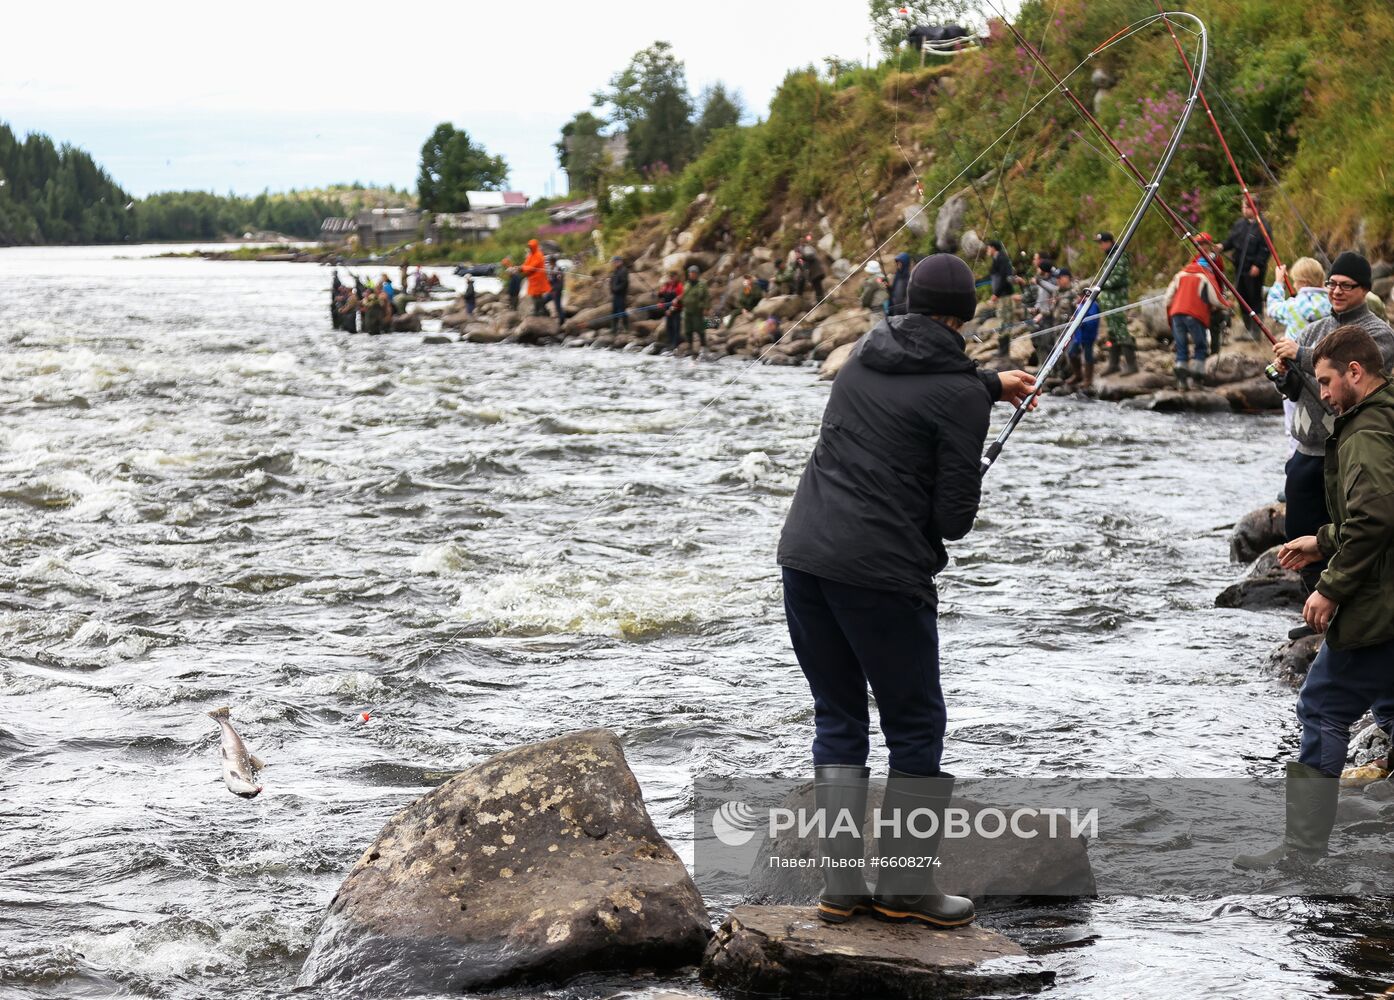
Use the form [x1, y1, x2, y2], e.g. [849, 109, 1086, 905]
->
[701, 906, 1054, 998]
[1205, 352, 1268, 385]
[1215, 544, 1304, 610]
[1230, 503, 1286, 563]
[1267, 633, 1323, 689]
[514, 315, 561, 344]
[1216, 375, 1283, 412]
[296, 729, 710, 995]
[819, 342, 858, 380]
[1091, 370, 1171, 401]
[754, 294, 808, 321]
[1120, 390, 1233, 413]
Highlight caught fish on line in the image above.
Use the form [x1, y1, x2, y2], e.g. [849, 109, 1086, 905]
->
[208, 706, 265, 799]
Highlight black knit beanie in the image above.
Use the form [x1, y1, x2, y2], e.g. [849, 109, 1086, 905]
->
[1329, 251, 1373, 290]
[907, 253, 977, 322]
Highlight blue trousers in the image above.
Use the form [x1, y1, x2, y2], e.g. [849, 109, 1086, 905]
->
[782, 567, 945, 775]
[1284, 451, 1329, 590]
[1297, 635, 1394, 776]
[1171, 314, 1209, 364]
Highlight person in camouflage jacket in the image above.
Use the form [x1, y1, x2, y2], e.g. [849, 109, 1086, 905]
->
[682, 264, 711, 351]
[1094, 231, 1135, 374]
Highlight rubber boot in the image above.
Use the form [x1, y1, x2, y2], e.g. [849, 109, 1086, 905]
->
[1189, 358, 1206, 387]
[815, 765, 872, 923]
[1173, 364, 1190, 391]
[870, 769, 975, 928]
[1081, 361, 1095, 393]
[1054, 355, 1083, 395]
[1120, 343, 1139, 375]
[1102, 344, 1121, 376]
[1233, 762, 1340, 871]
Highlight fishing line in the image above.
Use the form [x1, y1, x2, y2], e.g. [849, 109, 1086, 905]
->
[1209, 84, 1329, 263]
[402, 10, 1194, 676]
[985, 0, 1063, 260]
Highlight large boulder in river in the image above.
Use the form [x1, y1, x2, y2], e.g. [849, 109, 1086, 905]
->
[390, 312, 422, 333]
[702, 906, 1054, 998]
[296, 729, 710, 995]
[1215, 545, 1304, 610]
[1230, 503, 1286, 563]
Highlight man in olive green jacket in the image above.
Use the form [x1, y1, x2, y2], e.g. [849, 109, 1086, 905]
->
[1236, 325, 1394, 870]
[682, 264, 711, 351]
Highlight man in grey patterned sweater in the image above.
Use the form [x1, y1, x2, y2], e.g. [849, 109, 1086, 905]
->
[1273, 252, 1394, 597]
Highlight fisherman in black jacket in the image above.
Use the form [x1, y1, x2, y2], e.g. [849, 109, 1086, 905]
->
[609, 255, 630, 333]
[778, 253, 1036, 930]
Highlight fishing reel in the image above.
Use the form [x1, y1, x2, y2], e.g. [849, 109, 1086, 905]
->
[1265, 362, 1303, 403]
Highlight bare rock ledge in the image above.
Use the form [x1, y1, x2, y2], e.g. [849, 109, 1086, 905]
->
[701, 905, 1054, 998]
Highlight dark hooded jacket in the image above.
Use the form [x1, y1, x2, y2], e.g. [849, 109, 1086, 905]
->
[887, 254, 912, 316]
[778, 313, 1001, 600]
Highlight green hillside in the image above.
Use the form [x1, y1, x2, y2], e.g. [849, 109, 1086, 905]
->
[648, 0, 1394, 281]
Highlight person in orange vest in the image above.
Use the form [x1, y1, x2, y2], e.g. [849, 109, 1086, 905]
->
[520, 239, 552, 316]
[1164, 237, 1231, 390]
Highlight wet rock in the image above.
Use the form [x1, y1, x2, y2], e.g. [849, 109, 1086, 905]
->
[1205, 353, 1268, 385]
[390, 312, 422, 333]
[464, 324, 507, 344]
[421, 334, 455, 345]
[440, 309, 471, 329]
[1267, 634, 1323, 689]
[1230, 503, 1286, 563]
[1091, 370, 1171, 401]
[1217, 375, 1283, 412]
[514, 316, 560, 344]
[701, 906, 1054, 998]
[745, 782, 1094, 906]
[296, 729, 710, 995]
[1351, 722, 1392, 767]
[1215, 545, 1304, 610]
[819, 342, 857, 380]
[1120, 390, 1233, 413]
[562, 303, 615, 334]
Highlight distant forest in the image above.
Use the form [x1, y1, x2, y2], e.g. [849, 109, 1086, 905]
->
[0, 123, 381, 245]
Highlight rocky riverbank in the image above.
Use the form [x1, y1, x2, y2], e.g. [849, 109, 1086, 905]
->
[413, 207, 1288, 412]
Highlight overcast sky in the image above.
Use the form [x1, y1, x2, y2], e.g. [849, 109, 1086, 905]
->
[0, 0, 926, 199]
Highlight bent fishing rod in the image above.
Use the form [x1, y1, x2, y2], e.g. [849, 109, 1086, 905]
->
[980, 10, 1208, 475]
[1148, 3, 1293, 295]
[993, 7, 1326, 412]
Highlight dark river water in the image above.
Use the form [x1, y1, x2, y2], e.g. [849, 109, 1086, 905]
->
[2, 245, 1389, 999]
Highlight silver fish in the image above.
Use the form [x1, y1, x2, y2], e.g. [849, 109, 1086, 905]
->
[208, 707, 264, 798]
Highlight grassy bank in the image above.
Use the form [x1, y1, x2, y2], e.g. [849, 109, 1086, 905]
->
[650, 0, 1394, 281]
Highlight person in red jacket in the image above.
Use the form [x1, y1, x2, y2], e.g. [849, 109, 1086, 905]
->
[520, 239, 552, 316]
[1164, 239, 1230, 389]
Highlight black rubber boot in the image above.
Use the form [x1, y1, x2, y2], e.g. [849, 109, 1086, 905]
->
[1120, 343, 1139, 375]
[871, 769, 975, 928]
[1233, 762, 1340, 870]
[814, 765, 872, 923]
[1102, 344, 1121, 375]
[1173, 364, 1190, 390]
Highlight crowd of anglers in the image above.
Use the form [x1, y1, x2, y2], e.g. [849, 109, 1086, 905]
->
[329, 265, 446, 335]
